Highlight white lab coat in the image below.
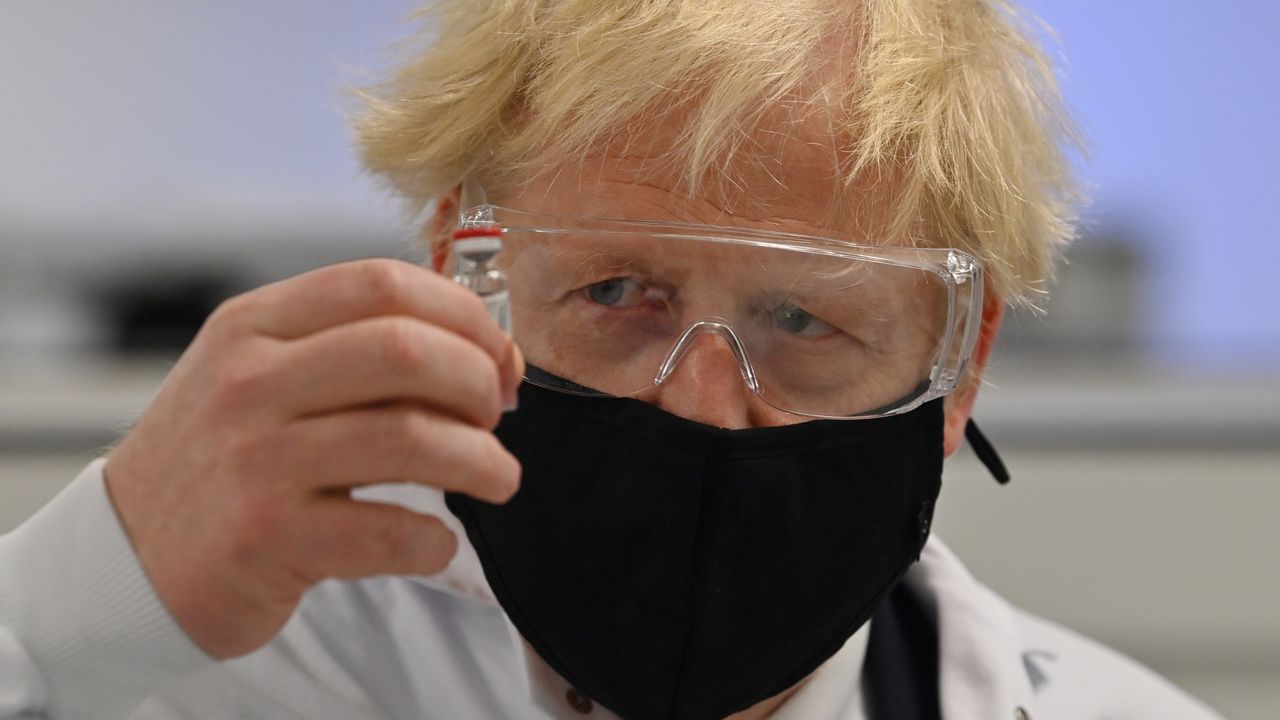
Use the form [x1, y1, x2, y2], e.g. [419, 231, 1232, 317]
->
[0, 459, 1224, 720]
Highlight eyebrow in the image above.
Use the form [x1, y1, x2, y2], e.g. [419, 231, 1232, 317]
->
[537, 230, 894, 286]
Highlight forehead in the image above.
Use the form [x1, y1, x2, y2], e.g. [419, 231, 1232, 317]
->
[491, 98, 899, 245]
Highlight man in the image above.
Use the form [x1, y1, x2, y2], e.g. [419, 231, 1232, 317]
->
[0, 0, 1224, 718]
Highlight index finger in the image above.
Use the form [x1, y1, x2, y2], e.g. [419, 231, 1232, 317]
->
[244, 258, 510, 363]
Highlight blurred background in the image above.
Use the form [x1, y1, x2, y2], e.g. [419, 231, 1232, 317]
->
[1, 1, 1276, 717]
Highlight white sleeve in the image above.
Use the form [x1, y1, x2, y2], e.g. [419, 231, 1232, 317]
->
[0, 459, 215, 720]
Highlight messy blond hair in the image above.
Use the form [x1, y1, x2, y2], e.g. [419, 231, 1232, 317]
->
[355, 0, 1081, 305]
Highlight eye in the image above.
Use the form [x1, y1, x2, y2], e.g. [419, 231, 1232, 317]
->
[773, 304, 840, 338]
[585, 277, 646, 307]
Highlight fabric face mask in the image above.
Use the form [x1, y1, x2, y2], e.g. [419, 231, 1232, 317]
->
[445, 381, 944, 720]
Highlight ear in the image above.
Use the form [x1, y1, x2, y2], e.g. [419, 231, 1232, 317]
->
[943, 291, 1005, 457]
[425, 185, 464, 272]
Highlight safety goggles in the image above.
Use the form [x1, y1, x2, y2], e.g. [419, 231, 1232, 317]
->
[457, 203, 985, 420]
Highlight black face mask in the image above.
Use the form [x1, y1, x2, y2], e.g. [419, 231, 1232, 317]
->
[446, 380, 947, 720]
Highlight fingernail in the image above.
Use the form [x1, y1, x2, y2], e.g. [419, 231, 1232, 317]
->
[500, 340, 520, 412]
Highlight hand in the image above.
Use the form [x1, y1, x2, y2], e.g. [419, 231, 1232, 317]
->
[103, 258, 522, 659]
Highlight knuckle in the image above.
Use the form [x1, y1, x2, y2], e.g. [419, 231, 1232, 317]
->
[207, 294, 253, 331]
[212, 360, 273, 409]
[378, 319, 428, 372]
[391, 408, 432, 460]
[353, 258, 407, 309]
[223, 428, 271, 469]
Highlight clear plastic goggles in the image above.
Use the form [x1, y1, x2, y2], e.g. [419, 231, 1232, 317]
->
[459, 204, 984, 420]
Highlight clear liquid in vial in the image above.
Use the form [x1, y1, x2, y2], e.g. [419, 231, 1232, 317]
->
[452, 232, 512, 334]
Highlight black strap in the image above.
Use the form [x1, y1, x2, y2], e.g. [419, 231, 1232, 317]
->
[965, 419, 1010, 485]
[864, 582, 942, 720]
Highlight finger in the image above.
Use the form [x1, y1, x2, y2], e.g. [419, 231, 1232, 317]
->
[498, 341, 524, 411]
[243, 258, 509, 364]
[293, 499, 459, 580]
[278, 404, 520, 503]
[273, 316, 504, 428]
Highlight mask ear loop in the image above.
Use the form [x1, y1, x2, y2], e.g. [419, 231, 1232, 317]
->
[965, 419, 1010, 484]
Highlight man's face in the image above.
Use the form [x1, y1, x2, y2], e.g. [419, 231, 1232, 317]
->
[451, 111, 998, 450]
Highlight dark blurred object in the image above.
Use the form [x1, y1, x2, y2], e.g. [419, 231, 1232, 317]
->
[97, 272, 239, 353]
[998, 228, 1144, 362]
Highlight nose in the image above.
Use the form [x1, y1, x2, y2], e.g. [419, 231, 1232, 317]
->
[637, 324, 788, 429]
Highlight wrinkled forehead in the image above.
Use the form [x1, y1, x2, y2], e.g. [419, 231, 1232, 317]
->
[486, 95, 902, 246]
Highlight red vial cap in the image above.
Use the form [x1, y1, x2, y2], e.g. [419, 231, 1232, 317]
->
[453, 227, 503, 240]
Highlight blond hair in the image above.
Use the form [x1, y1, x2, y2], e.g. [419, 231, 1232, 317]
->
[355, 0, 1082, 305]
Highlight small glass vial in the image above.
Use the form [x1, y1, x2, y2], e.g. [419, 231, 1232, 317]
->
[451, 228, 512, 334]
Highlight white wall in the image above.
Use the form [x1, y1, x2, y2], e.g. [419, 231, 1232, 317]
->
[1020, 0, 1280, 368]
[0, 0, 410, 231]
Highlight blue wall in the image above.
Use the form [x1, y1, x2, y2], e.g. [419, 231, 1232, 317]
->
[3, 1, 1275, 369]
[1024, 1, 1280, 368]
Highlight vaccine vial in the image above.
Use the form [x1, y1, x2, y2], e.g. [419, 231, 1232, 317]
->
[451, 228, 512, 334]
